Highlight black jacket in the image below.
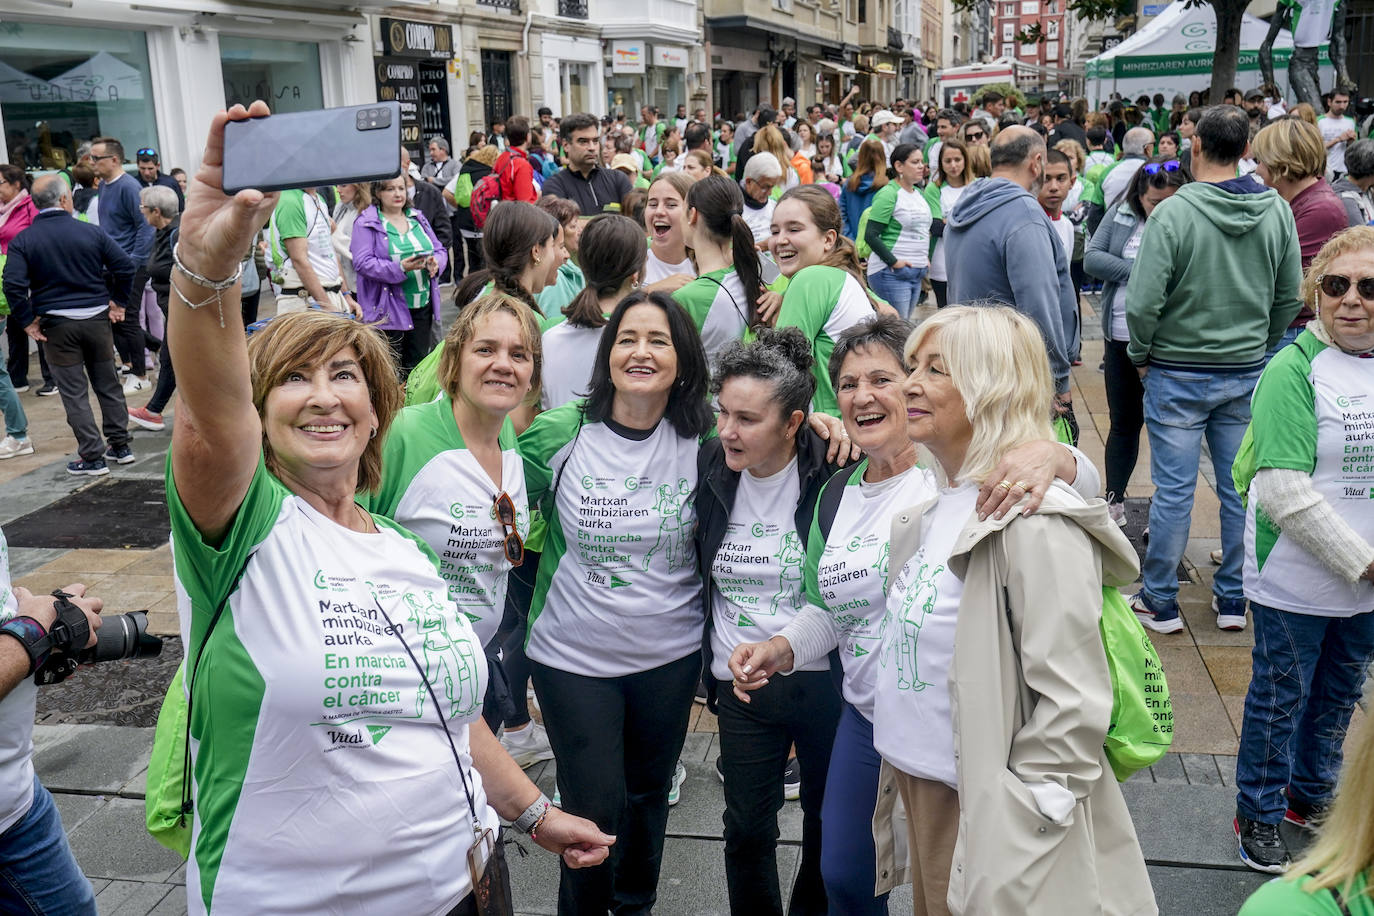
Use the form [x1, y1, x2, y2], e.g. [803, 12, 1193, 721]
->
[541, 166, 631, 217]
[146, 215, 179, 311]
[409, 180, 453, 251]
[694, 427, 841, 708]
[2, 210, 135, 326]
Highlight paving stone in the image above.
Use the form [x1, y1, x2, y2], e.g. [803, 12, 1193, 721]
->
[663, 759, 803, 844]
[1198, 645, 1255, 696]
[1123, 782, 1247, 869]
[1169, 691, 1239, 756]
[33, 724, 153, 795]
[1148, 753, 1187, 784]
[1180, 753, 1222, 786]
[52, 791, 109, 834]
[94, 880, 176, 915]
[1214, 755, 1237, 787]
[1154, 646, 1215, 695]
[654, 837, 800, 916]
[8, 546, 66, 578]
[66, 797, 184, 883]
[146, 889, 191, 915]
[1146, 864, 1267, 916]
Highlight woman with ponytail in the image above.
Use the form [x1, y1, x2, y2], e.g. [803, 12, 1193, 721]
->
[770, 185, 879, 413]
[541, 214, 646, 409]
[406, 201, 564, 406]
[673, 174, 764, 365]
[694, 326, 842, 916]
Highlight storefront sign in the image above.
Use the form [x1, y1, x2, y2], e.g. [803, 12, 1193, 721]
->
[612, 40, 645, 74]
[375, 56, 451, 154]
[381, 18, 453, 61]
[900, 59, 915, 75]
[652, 45, 688, 69]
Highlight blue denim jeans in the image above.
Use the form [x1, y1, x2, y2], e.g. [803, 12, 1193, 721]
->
[820, 703, 889, 916]
[867, 265, 926, 320]
[0, 776, 96, 915]
[1264, 326, 1302, 362]
[1234, 602, 1374, 823]
[0, 320, 29, 439]
[1140, 367, 1260, 615]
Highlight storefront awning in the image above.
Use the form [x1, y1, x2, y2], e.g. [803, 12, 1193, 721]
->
[817, 61, 860, 76]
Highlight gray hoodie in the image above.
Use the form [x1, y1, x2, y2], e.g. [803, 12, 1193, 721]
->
[945, 177, 1078, 394]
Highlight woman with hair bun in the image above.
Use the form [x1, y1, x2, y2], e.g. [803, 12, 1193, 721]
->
[541, 214, 646, 409]
[694, 326, 842, 916]
[673, 174, 765, 365]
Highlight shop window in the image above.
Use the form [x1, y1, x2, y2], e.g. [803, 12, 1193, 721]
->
[221, 37, 324, 116]
[560, 62, 592, 117]
[0, 22, 158, 172]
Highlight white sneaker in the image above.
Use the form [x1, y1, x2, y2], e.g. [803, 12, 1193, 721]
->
[499, 721, 555, 769]
[1107, 501, 1127, 527]
[0, 436, 34, 459]
[122, 375, 149, 395]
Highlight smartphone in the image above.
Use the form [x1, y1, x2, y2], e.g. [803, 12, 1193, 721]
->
[222, 102, 402, 195]
[759, 252, 781, 285]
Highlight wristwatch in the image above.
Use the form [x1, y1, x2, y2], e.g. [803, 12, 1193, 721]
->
[513, 794, 552, 834]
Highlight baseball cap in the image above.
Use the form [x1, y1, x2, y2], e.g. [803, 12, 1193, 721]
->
[871, 110, 902, 129]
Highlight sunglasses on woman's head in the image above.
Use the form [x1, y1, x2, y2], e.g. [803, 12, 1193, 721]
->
[493, 492, 524, 565]
[1318, 274, 1374, 301]
[1141, 160, 1181, 175]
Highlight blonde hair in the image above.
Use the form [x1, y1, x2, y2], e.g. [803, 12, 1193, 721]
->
[436, 292, 543, 406]
[1054, 138, 1085, 175]
[1286, 715, 1374, 898]
[752, 126, 793, 178]
[964, 143, 992, 180]
[1253, 117, 1327, 182]
[648, 170, 695, 205]
[248, 310, 402, 494]
[902, 305, 1053, 483]
[1301, 225, 1374, 318]
[1289, 103, 1319, 126]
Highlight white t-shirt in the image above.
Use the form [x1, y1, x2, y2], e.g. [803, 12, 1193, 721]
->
[1046, 211, 1075, 263]
[928, 183, 968, 282]
[1320, 115, 1358, 176]
[872, 483, 978, 788]
[1244, 336, 1374, 616]
[811, 462, 938, 719]
[369, 398, 529, 648]
[170, 462, 496, 915]
[521, 410, 703, 677]
[1100, 159, 1144, 211]
[742, 199, 776, 243]
[1109, 222, 1146, 342]
[0, 528, 36, 835]
[541, 321, 605, 410]
[643, 248, 696, 286]
[709, 457, 829, 681]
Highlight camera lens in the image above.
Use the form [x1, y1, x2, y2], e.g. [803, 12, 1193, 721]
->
[81, 611, 163, 665]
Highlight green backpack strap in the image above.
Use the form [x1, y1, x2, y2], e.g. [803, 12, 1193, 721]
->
[145, 550, 255, 857]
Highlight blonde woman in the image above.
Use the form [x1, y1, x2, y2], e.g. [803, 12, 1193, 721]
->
[869, 305, 1154, 916]
[1239, 717, 1374, 914]
[753, 125, 801, 191]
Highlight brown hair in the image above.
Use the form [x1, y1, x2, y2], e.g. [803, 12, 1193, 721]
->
[248, 310, 402, 493]
[343, 182, 373, 211]
[563, 215, 646, 328]
[648, 170, 695, 207]
[779, 185, 868, 289]
[454, 200, 559, 311]
[846, 139, 890, 193]
[536, 194, 581, 227]
[934, 137, 971, 186]
[437, 292, 543, 405]
[91, 136, 124, 162]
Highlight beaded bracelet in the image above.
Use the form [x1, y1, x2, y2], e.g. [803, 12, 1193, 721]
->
[529, 806, 552, 843]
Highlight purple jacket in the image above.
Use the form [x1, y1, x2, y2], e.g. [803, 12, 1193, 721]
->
[350, 205, 448, 330]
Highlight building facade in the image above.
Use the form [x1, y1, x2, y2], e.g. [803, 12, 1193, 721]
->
[992, 0, 1071, 95]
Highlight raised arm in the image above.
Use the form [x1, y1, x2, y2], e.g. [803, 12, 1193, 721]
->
[169, 102, 281, 544]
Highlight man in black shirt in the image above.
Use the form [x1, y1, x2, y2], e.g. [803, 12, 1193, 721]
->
[541, 113, 631, 216]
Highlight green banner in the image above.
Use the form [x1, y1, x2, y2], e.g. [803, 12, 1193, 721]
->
[1087, 44, 1331, 80]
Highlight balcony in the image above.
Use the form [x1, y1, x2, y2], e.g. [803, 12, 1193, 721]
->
[887, 25, 903, 50]
[558, 0, 589, 15]
[478, 0, 521, 10]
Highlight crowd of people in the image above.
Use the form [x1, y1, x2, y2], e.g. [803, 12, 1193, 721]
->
[0, 78, 1373, 916]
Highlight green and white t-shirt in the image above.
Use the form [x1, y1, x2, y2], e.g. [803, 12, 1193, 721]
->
[366, 397, 528, 647]
[872, 483, 977, 788]
[865, 183, 932, 275]
[541, 321, 605, 410]
[776, 265, 876, 414]
[519, 405, 703, 677]
[267, 189, 339, 287]
[709, 457, 830, 681]
[1244, 331, 1374, 617]
[384, 215, 434, 310]
[169, 458, 496, 915]
[806, 461, 938, 720]
[672, 267, 751, 366]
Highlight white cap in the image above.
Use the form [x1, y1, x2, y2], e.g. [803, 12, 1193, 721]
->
[871, 110, 902, 129]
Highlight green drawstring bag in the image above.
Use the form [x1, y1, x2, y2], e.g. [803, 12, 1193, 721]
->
[1100, 587, 1174, 780]
[145, 663, 191, 857]
[0, 252, 9, 317]
[855, 206, 875, 259]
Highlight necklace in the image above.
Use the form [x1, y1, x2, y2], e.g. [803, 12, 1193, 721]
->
[354, 502, 373, 533]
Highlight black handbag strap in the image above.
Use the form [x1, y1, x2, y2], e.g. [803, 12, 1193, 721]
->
[179, 549, 255, 826]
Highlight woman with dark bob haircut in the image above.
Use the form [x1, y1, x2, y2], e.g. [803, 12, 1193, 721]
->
[517, 290, 713, 914]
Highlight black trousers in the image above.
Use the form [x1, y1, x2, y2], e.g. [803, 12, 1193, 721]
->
[716, 669, 841, 916]
[112, 284, 156, 377]
[41, 315, 129, 461]
[5, 316, 51, 389]
[531, 651, 700, 916]
[1102, 338, 1145, 501]
[384, 306, 436, 380]
[147, 293, 176, 414]
[930, 279, 948, 309]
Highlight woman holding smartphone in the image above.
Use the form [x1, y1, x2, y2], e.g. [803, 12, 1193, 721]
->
[351, 175, 447, 377]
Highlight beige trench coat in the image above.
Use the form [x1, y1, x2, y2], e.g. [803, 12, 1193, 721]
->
[872, 482, 1157, 916]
